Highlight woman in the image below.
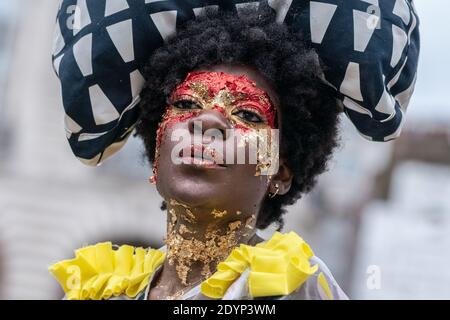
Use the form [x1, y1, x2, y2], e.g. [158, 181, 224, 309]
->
[50, 6, 345, 300]
[49, 0, 420, 300]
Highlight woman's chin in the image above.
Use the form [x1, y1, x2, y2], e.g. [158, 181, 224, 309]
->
[161, 180, 225, 209]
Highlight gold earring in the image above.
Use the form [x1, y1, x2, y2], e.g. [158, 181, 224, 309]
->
[269, 183, 279, 198]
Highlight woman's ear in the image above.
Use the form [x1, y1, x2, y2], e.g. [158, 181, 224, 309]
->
[268, 158, 293, 196]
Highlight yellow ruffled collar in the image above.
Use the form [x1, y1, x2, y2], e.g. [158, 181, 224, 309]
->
[201, 231, 318, 298]
[49, 231, 318, 300]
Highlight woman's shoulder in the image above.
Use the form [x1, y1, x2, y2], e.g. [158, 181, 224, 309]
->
[48, 241, 165, 300]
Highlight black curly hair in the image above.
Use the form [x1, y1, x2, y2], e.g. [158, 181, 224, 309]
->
[135, 4, 341, 231]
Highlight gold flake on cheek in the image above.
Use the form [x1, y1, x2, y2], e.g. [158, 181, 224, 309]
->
[234, 127, 275, 176]
[239, 127, 278, 177]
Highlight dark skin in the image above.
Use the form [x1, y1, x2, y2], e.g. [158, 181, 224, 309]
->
[148, 64, 293, 300]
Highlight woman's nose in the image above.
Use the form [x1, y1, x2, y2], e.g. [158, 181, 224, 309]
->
[188, 109, 231, 140]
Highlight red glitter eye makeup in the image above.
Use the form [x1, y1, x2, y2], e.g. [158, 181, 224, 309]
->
[167, 71, 277, 129]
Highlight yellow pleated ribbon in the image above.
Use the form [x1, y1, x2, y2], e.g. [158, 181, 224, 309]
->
[200, 231, 319, 299]
[48, 242, 165, 300]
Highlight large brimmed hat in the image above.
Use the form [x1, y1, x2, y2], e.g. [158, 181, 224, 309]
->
[52, 0, 420, 165]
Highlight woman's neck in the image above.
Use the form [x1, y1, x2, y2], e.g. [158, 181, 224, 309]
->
[148, 198, 263, 300]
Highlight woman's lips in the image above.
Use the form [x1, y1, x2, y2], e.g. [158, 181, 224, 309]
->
[179, 144, 227, 169]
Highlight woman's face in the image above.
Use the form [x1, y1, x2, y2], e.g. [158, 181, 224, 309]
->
[153, 65, 287, 221]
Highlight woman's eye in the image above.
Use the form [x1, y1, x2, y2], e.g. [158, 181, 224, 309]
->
[233, 109, 264, 123]
[172, 100, 201, 110]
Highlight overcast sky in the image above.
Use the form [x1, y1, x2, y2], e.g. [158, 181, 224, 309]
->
[408, 0, 450, 120]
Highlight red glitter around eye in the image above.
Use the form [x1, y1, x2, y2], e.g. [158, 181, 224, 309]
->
[171, 71, 277, 128]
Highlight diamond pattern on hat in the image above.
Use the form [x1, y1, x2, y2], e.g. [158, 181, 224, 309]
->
[236, 2, 260, 16]
[407, 9, 418, 44]
[65, 114, 82, 136]
[89, 85, 120, 125]
[375, 84, 396, 115]
[353, 9, 379, 52]
[387, 57, 408, 90]
[310, 1, 337, 44]
[150, 10, 178, 42]
[53, 54, 64, 77]
[391, 24, 408, 67]
[383, 110, 404, 141]
[78, 131, 108, 142]
[360, 0, 379, 6]
[130, 70, 145, 98]
[107, 20, 135, 63]
[193, 5, 219, 17]
[340, 62, 363, 102]
[268, 0, 293, 23]
[105, 0, 129, 17]
[393, 0, 411, 25]
[73, 33, 93, 76]
[343, 97, 373, 117]
[395, 75, 417, 111]
[52, 21, 65, 56]
[73, 0, 91, 36]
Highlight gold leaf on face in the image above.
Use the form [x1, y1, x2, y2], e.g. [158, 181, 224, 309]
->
[217, 90, 236, 109]
[188, 81, 210, 102]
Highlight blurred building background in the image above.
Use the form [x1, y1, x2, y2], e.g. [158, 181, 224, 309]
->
[0, 0, 449, 299]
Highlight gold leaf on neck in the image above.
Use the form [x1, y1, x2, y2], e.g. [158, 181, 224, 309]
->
[211, 209, 228, 218]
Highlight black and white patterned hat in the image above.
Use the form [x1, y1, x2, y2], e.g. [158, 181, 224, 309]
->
[52, 0, 420, 165]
